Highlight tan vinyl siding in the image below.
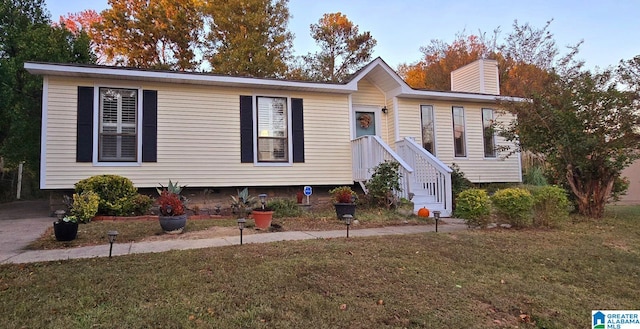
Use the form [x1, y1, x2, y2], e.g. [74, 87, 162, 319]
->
[396, 98, 521, 183]
[352, 78, 393, 144]
[43, 76, 354, 189]
[451, 63, 481, 94]
[451, 59, 499, 95]
[482, 60, 500, 95]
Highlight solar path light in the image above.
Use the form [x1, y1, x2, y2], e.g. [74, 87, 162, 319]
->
[237, 218, 246, 245]
[107, 230, 119, 258]
[343, 214, 353, 238]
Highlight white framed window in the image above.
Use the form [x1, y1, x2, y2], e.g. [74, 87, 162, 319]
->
[420, 105, 435, 155]
[482, 108, 496, 158]
[452, 106, 466, 157]
[256, 96, 288, 162]
[98, 87, 138, 162]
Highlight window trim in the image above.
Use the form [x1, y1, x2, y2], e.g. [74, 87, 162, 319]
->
[253, 95, 293, 166]
[482, 108, 497, 158]
[452, 106, 467, 158]
[92, 85, 143, 166]
[420, 104, 436, 155]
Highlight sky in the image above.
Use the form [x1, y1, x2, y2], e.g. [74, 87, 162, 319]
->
[45, 0, 640, 71]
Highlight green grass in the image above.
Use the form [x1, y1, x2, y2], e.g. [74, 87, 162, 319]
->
[2, 206, 639, 328]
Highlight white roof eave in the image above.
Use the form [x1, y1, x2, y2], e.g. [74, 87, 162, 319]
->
[24, 62, 357, 94]
[397, 85, 527, 103]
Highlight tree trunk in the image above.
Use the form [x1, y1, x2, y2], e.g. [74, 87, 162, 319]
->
[566, 165, 615, 219]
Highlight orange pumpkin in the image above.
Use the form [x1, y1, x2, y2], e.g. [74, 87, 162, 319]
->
[417, 207, 430, 218]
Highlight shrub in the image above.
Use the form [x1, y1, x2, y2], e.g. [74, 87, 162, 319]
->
[123, 194, 154, 216]
[491, 188, 534, 228]
[529, 185, 570, 228]
[523, 166, 548, 186]
[451, 163, 473, 210]
[329, 186, 357, 203]
[75, 175, 148, 216]
[268, 198, 302, 218]
[455, 189, 491, 228]
[70, 190, 100, 223]
[365, 161, 402, 209]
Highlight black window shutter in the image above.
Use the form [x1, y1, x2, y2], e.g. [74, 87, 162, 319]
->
[76, 86, 94, 162]
[240, 95, 254, 163]
[291, 98, 305, 163]
[142, 90, 158, 162]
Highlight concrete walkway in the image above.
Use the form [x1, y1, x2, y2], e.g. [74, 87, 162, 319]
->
[0, 217, 468, 265]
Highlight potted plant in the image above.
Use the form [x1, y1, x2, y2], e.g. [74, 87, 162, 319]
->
[53, 211, 79, 241]
[157, 180, 188, 234]
[252, 193, 274, 230]
[330, 186, 357, 219]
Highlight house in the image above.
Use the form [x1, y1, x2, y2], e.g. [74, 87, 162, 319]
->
[25, 57, 522, 217]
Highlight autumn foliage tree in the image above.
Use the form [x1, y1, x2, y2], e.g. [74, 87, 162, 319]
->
[205, 0, 292, 77]
[300, 12, 376, 83]
[93, 0, 204, 70]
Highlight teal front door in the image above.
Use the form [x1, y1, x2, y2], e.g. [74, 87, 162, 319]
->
[355, 111, 376, 137]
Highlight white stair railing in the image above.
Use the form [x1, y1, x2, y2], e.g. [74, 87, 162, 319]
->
[396, 137, 453, 216]
[351, 135, 414, 199]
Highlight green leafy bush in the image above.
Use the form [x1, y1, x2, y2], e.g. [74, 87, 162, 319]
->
[75, 175, 151, 216]
[365, 161, 402, 209]
[491, 188, 534, 228]
[523, 166, 548, 186]
[268, 198, 302, 218]
[70, 190, 99, 223]
[451, 163, 473, 210]
[124, 194, 154, 216]
[529, 185, 570, 228]
[455, 189, 491, 228]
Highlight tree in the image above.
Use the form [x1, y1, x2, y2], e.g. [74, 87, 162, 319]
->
[205, 0, 292, 78]
[93, 0, 204, 70]
[57, 10, 105, 62]
[499, 60, 640, 218]
[397, 32, 494, 90]
[399, 20, 574, 97]
[0, 0, 95, 179]
[302, 12, 376, 83]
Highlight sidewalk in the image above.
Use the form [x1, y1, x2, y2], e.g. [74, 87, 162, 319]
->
[0, 218, 468, 265]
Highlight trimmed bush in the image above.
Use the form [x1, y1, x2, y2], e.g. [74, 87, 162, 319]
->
[529, 185, 570, 228]
[70, 190, 100, 223]
[268, 198, 302, 218]
[491, 188, 534, 228]
[455, 189, 491, 228]
[75, 175, 151, 216]
[365, 161, 402, 209]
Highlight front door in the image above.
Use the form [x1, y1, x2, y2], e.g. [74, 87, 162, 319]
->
[355, 111, 376, 137]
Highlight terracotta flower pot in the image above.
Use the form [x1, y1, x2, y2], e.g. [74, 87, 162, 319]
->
[252, 210, 274, 229]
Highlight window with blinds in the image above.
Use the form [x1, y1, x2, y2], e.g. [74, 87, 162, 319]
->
[452, 106, 466, 157]
[99, 88, 138, 162]
[256, 96, 288, 162]
[420, 105, 435, 155]
[482, 108, 496, 157]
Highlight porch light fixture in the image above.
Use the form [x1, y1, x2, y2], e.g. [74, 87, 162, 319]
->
[433, 211, 441, 233]
[107, 230, 119, 258]
[343, 214, 353, 238]
[237, 218, 246, 245]
[381, 106, 388, 114]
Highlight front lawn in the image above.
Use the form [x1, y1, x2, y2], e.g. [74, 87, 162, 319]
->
[2, 206, 639, 328]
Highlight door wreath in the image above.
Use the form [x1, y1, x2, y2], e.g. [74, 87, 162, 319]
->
[357, 114, 372, 128]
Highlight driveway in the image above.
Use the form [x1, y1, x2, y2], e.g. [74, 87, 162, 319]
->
[0, 199, 52, 262]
